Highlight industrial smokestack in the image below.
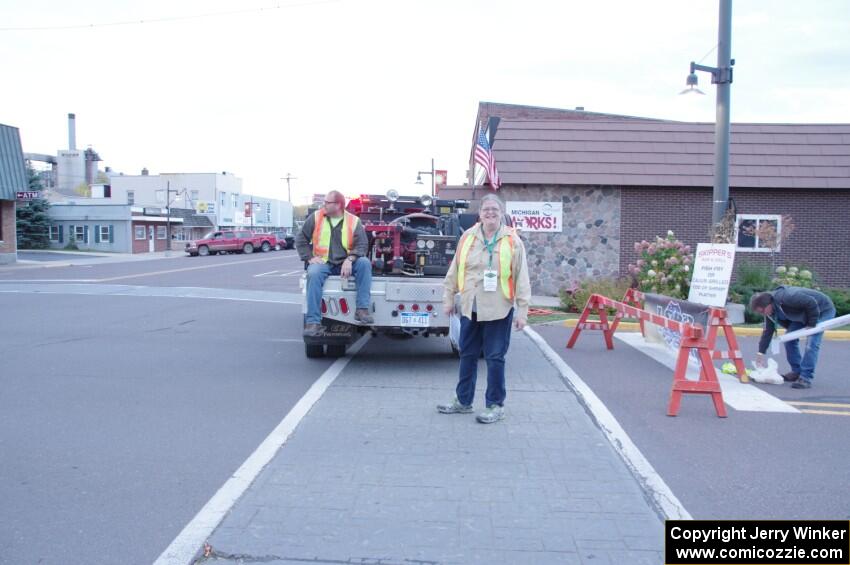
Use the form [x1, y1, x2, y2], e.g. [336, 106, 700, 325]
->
[68, 113, 76, 150]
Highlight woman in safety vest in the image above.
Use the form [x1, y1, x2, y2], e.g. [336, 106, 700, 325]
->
[437, 193, 531, 424]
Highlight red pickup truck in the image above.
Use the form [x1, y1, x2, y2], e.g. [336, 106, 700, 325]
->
[185, 230, 277, 256]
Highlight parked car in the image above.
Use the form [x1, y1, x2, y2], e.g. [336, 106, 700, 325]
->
[272, 231, 295, 250]
[185, 230, 277, 256]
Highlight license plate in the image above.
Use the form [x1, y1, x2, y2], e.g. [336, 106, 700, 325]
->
[400, 312, 430, 327]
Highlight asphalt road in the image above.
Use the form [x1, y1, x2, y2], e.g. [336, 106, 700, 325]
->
[534, 323, 850, 521]
[0, 251, 326, 565]
[2, 249, 305, 293]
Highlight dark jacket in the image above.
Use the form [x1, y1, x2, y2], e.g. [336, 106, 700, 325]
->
[295, 211, 369, 265]
[758, 286, 835, 353]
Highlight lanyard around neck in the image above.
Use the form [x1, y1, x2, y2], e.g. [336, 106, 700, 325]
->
[480, 225, 499, 268]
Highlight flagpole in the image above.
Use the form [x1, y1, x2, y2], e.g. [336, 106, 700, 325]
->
[470, 121, 478, 203]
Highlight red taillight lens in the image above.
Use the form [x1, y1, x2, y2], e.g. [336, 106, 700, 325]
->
[321, 299, 327, 314]
[339, 298, 349, 314]
[426, 304, 434, 312]
[397, 304, 405, 311]
[412, 304, 420, 311]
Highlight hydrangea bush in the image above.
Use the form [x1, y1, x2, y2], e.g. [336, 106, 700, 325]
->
[772, 265, 819, 289]
[628, 231, 694, 299]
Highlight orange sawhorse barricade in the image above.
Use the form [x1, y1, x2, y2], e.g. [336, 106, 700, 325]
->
[566, 292, 735, 417]
[624, 289, 749, 384]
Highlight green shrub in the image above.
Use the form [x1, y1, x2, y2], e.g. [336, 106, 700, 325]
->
[560, 277, 633, 314]
[735, 261, 772, 289]
[824, 288, 850, 317]
[772, 265, 820, 289]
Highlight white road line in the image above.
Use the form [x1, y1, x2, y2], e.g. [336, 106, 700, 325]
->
[614, 333, 799, 413]
[153, 334, 370, 565]
[524, 327, 692, 521]
[254, 269, 303, 278]
[0, 279, 99, 283]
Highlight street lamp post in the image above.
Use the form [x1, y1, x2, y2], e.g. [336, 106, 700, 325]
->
[416, 158, 435, 197]
[684, 0, 734, 227]
[165, 183, 185, 251]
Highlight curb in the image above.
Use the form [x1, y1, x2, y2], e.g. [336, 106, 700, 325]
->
[561, 319, 850, 341]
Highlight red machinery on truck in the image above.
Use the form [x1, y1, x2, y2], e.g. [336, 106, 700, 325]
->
[301, 190, 481, 358]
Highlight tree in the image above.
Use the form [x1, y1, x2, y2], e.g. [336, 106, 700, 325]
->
[743, 214, 795, 270]
[74, 182, 91, 197]
[16, 198, 52, 249]
[16, 165, 52, 249]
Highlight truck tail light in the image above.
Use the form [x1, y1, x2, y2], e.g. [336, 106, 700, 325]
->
[321, 299, 327, 314]
[339, 298, 350, 314]
[397, 304, 405, 311]
[412, 304, 420, 312]
[425, 304, 434, 312]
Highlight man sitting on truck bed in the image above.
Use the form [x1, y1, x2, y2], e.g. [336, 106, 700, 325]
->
[296, 190, 374, 336]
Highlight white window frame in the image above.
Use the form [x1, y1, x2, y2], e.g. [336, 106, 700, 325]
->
[221, 191, 226, 207]
[127, 191, 135, 205]
[99, 225, 111, 242]
[232, 194, 239, 208]
[75, 225, 86, 244]
[156, 225, 167, 240]
[735, 214, 782, 253]
[49, 225, 60, 241]
[134, 226, 146, 240]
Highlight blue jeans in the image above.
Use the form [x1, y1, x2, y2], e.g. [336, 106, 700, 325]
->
[784, 307, 836, 381]
[456, 309, 514, 407]
[305, 257, 372, 324]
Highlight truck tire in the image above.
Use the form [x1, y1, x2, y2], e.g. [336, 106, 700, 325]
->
[304, 343, 325, 358]
[261, 241, 271, 252]
[242, 243, 254, 254]
[326, 344, 346, 358]
[198, 245, 210, 256]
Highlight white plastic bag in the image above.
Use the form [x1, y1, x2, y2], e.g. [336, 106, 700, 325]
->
[749, 358, 784, 385]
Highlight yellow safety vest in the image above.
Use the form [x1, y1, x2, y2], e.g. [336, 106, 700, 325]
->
[311, 209, 359, 261]
[456, 223, 516, 301]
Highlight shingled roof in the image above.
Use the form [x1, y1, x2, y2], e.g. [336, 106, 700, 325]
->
[492, 119, 850, 189]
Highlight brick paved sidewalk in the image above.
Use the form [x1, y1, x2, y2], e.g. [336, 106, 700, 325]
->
[202, 332, 664, 564]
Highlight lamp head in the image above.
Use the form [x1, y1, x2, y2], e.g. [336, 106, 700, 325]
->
[679, 72, 705, 95]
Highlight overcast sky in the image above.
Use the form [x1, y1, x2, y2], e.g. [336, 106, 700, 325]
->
[2, 0, 849, 203]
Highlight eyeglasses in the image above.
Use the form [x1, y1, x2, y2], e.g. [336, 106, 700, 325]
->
[323, 200, 340, 205]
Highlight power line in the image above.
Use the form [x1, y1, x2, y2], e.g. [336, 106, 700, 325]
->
[0, 0, 341, 32]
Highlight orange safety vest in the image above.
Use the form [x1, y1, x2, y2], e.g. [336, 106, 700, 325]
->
[456, 223, 516, 301]
[311, 209, 359, 261]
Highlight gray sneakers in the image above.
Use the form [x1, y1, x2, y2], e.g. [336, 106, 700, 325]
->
[437, 399, 505, 423]
[436, 397, 473, 414]
[476, 404, 505, 424]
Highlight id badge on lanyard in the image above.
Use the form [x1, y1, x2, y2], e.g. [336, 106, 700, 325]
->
[482, 228, 499, 292]
[483, 269, 498, 292]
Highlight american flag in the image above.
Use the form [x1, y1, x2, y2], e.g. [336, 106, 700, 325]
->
[474, 128, 501, 189]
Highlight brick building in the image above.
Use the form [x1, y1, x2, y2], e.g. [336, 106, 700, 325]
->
[447, 103, 850, 295]
[0, 124, 28, 264]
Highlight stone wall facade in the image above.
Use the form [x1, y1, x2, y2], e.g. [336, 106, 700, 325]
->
[499, 184, 621, 296]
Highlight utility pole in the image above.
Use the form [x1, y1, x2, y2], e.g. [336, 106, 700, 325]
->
[281, 173, 297, 203]
[165, 182, 185, 251]
[166, 181, 172, 251]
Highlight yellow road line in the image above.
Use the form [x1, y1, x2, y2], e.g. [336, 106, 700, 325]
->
[798, 409, 850, 417]
[97, 256, 284, 282]
[787, 401, 850, 409]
